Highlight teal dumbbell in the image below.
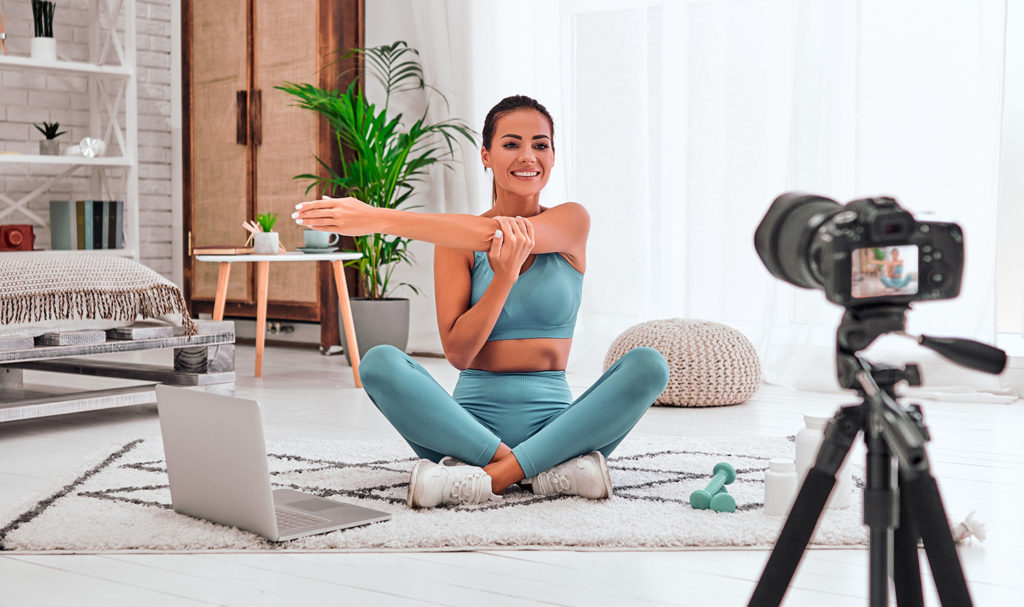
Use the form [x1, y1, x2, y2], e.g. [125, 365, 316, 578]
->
[690, 462, 737, 513]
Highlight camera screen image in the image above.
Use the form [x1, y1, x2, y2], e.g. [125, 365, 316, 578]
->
[851, 245, 919, 299]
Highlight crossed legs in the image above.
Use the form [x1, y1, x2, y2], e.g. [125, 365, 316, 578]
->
[359, 345, 669, 496]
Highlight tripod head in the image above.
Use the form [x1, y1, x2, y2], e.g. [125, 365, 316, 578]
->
[835, 303, 1007, 392]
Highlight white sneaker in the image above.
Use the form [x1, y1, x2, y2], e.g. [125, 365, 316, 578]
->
[531, 452, 613, 499]
[407, 459, 498, 508]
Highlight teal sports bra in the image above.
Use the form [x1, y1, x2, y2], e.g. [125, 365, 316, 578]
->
[470, 251, 584, 341]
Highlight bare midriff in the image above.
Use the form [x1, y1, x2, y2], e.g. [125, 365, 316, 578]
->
[468, 337, 573, 373]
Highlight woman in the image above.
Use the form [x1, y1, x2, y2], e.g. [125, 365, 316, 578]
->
[876, 248, 913, 291]
[293, 95, 669, 508]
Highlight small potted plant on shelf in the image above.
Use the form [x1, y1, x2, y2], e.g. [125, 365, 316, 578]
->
[34, 121, 65, 155]
[30, 0, 56, 62]
[252, 211, 279, 254]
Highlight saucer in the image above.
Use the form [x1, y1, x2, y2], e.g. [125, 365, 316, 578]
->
[296, 246, 339, 254]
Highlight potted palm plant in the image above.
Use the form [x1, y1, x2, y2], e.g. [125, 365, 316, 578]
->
[277, 41, 475, 361]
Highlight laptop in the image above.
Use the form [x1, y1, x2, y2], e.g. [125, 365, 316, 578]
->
[155, 385, 391, 542]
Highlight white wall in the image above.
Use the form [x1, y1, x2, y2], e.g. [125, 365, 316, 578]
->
[0, 0, 177, 280]
[998, 0, 1024, 335]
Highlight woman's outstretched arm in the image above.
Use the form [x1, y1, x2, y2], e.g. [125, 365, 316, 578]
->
[293, 196, 499, 251]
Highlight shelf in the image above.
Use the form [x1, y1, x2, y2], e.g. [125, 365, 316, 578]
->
[2, 249, 138, 258]
[0, 153, 132, 167]
[0, 54, 131, 79]
[2, 0, 139, 261]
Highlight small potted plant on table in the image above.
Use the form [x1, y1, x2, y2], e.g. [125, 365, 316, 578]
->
[252, 212, 279, 254]
[34, 121, 65, 155]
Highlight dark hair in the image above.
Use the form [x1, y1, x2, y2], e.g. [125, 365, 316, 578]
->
[481, 95, 555, 151]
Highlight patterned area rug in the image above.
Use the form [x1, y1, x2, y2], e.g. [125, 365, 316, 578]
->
[0, 435, 868, 552]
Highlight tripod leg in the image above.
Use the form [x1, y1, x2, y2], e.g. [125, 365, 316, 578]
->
[748, 469, 835, 606]
[748, 407, 861, 607]
[863, 429, 895, 607]
[901, 473, 973, 606]
[893, 476, 924, 606]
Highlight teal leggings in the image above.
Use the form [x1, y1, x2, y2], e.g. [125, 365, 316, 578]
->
[359, 345, 670, 478]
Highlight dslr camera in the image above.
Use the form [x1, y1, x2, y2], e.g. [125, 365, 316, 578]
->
[754, 193, 963, 308]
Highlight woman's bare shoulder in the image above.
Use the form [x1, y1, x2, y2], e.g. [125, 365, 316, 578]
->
[540, 201, 587, 214]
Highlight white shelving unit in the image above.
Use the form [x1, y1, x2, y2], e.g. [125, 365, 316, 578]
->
[0, 0, 137, 258]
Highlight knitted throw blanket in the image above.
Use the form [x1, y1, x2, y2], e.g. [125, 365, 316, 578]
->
[0, 255, 196, 336]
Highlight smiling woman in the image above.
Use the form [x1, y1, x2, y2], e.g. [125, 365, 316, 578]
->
[292, 94, 670, 510]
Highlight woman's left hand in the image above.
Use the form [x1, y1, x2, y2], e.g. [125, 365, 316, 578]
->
[292, 196, 379, 236]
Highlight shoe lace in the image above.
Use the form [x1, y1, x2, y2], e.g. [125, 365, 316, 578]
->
[448, 471, 486, 503]
[544, 471, 573, 493]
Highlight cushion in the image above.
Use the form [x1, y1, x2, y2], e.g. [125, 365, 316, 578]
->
[0, 255, 195, 337]
[604, 318, 762, 407]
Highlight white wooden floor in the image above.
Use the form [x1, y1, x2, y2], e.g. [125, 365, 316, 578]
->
[1, 343, 1021, 606]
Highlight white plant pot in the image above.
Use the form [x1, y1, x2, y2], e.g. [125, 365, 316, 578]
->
[252, 231, 279, 254]
[31, 38, 57, 63]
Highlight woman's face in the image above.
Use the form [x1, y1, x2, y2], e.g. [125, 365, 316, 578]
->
[481, 109, 554, 199]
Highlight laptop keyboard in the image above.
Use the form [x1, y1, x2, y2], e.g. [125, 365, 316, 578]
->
[275, 506, 331, 531]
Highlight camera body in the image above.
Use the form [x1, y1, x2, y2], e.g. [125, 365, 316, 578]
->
[812, 196, 963, 307]
[0, 224, 35, 251]
[754, 193, 963, 309]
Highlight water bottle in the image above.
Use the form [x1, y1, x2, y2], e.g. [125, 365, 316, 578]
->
[763, 459, 798, 516]
[795, 413, 851, 509]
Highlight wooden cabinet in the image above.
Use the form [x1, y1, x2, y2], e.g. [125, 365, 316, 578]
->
[182, 0, 363, 349]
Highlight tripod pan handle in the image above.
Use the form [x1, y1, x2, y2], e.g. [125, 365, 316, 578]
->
[919, 335, 1007, 375]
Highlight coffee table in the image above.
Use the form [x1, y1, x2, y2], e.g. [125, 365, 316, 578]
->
[195, 251, 363, 385]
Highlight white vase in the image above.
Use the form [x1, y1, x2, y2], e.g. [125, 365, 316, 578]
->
[31, 38, 57, 63]
[252, 231, 279, 254]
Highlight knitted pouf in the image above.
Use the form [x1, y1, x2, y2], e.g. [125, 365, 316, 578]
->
[604, 319, 762, 407]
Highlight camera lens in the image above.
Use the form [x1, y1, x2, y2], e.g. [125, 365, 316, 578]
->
[754, 193, 842, 289]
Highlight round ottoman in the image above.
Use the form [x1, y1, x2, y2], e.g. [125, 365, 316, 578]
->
[604, 319, 762, 407]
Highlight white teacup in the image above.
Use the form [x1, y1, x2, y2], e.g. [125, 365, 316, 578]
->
[303, 229, 340, 249]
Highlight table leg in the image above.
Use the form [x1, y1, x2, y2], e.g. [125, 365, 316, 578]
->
[255, 261, 269, 378]
[332, 260, 361, 388]
[213, 262, 232, 321]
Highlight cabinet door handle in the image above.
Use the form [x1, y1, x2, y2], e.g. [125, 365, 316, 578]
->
[251, 89, 262, 146]
[236, 90, 248, 145]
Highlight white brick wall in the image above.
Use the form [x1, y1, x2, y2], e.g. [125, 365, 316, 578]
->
[1, 0, 175, 279]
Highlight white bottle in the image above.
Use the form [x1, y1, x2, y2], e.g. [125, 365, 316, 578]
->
[764, 459, 798, 516]
[794, 413, 851, 509]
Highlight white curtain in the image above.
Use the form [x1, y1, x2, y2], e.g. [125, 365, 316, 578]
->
[366, 0, 1008, 393]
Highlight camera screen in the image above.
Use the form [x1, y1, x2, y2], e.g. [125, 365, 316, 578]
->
[851, 245, 919, 299]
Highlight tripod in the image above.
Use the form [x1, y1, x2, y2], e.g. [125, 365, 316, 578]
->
[748, 305, 1007, 607]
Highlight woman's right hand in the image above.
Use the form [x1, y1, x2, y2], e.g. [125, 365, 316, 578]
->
[487, 216, 535, 280]
[292, 196, 378, 236]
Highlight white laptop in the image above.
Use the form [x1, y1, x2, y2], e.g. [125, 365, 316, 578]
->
[155, 385, 391, 542]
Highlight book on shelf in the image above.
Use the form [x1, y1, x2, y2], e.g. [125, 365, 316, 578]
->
[192, 246, 255, 255]
[77, 200, 91, 249]
[110, 200, 124, 249]
[48, 200, 76, 250]
[93, 201, 106, 249]
[49, 200, 124, 250]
